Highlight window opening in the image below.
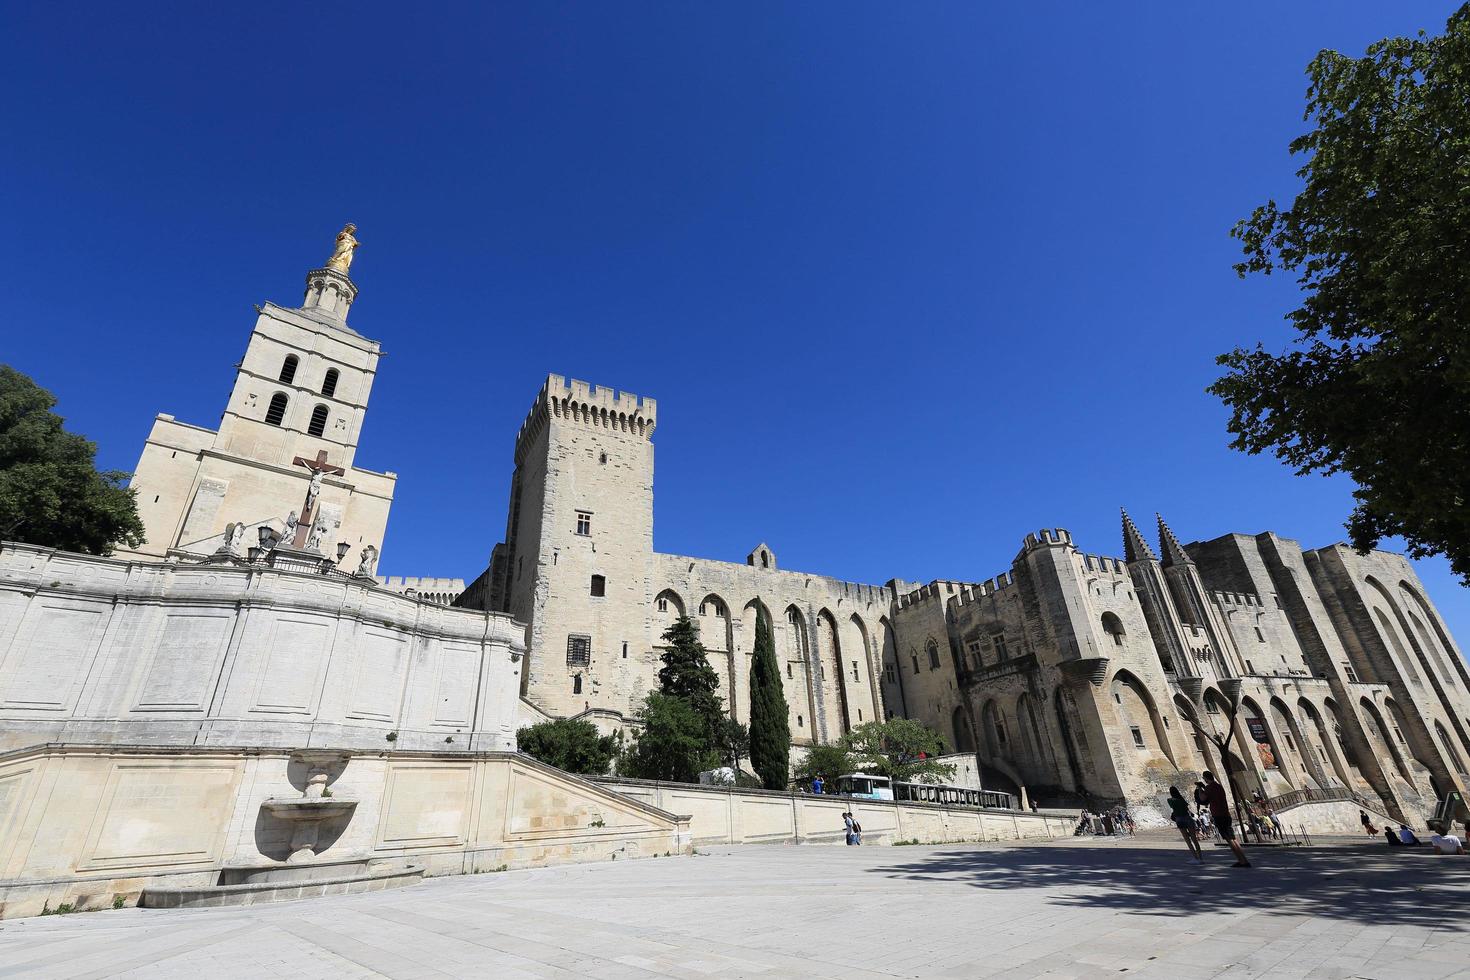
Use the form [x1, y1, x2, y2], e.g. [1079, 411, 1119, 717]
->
[321, 368, 339, 398]
[566, 634, 591, 668]
[575, 511, 592, 536]
[1130, 726, 1145, 748]
[265, 393, 289, 426]
[279, 355, 298, 384]
[308, 404, 329, 437]
[590, 575, 605, 597]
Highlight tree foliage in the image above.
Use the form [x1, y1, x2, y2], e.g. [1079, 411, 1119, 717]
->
[620, 692, 717, 783]
[516, 718, 618, 776]
[793, 742, 852, 789]
[0, 366, 144, 555]
[746, 608, 791, 790]
[840, 718, 954, 784]
[657, 616, 725, 746]
[1212, 5, 1470, 580]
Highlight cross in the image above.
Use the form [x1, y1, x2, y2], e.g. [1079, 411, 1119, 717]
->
[290, 450, 345, 547]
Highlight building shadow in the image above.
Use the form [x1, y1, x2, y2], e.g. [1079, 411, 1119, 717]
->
[867, 838, 1470, 929]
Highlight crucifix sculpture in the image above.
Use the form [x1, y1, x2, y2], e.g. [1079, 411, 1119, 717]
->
[290, 449, 345, 548]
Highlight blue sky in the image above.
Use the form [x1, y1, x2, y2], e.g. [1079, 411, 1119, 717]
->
[3, 3, 1467, 648]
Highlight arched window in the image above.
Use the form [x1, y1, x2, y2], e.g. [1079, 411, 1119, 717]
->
[279, 355, 298, 384]
[926, 638, 941, 670]
[265, 393, 289, 426]
[1101, 612, 1126, 646]
[308, 404, 329, 437]
[321, 368, 339, 398]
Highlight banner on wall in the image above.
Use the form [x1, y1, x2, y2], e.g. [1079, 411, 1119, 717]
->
[1246, 717, 1276, 769]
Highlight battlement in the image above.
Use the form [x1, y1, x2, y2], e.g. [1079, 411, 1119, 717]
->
[1210, 589, 1264, 609]
[514, 374, 658, 462]
[951, 571, 1018, 609]
[897, 579, 973, 610]
[1076, 552, 1129, 577]
[1022, 528, 1074, 551]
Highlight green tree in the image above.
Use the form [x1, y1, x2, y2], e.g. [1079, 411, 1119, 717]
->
[1212, 5, 1470, 581]
[516, 718, 618, 776]
[657, 616, 725, 746]
[793, 742, 852, 789]
[747, 609, 791, 790]
[840, 718, 955, 784]
[0, 366, 144, 555]
[716, 717, 750, 770]
[620, 692, 716, 783]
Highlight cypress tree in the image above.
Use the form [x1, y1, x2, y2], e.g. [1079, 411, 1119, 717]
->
[657, 616, 724, 748]
[747, 607, 790, 790]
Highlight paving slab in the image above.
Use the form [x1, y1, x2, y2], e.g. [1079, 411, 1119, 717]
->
[0, 833, 1467, 979]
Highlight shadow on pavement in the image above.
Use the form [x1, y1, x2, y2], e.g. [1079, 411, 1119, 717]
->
[868, 837, 1470, 928]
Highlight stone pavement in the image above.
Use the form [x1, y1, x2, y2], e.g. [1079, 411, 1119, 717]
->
[1, 833, 1467, 979]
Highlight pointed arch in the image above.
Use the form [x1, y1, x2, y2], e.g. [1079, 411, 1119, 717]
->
[1297, 698, 1352, 787]
[1109, 669, 1175, 764]
[1359, 697, 1414, 784]
[952, 704, 976, 753]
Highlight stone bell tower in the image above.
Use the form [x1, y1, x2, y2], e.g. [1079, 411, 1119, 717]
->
[120, 225, 397, 566]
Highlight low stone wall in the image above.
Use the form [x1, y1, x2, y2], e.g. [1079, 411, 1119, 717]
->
[1270, 799, 1397, 837]
[0, 743, 689, 919]
[592, 778, 1077, 846]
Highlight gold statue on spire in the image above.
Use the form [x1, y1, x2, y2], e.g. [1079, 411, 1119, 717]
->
[325, 223, 360, 274]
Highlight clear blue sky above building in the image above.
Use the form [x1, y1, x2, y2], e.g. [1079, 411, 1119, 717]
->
[3, 3, 1466, 645]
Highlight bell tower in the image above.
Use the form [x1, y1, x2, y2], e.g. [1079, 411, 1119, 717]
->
[121, 226, 397, 565]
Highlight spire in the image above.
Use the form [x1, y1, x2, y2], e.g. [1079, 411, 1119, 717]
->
[1156, 514, 1194, 567]
[1121, 508, 1157, 564]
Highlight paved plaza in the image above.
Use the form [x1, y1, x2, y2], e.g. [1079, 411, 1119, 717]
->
[1, 834, 1467, 979]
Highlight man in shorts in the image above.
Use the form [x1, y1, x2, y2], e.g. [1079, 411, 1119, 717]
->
[1202, 771, 1251, 867]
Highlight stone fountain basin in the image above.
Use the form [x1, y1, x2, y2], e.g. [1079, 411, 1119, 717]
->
[261, 796, 358, 820]
[139, 859, 423, 909]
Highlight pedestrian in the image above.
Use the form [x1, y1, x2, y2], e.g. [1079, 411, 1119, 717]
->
[812, 773, 825, 795]
[1267, 809, 1283, 840]
[1359, 810, 1378, 836]
[1193, 780, 1209, 817]
[1202, 770, 1251, 868]
[851, 817, 863, 845]
[842, 811, 855, 845]
[1168, 786, 1204, 863]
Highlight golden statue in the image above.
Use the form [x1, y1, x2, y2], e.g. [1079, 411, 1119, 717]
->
[326, 223, 360, 274]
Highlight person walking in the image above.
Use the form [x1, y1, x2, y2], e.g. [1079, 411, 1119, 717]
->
[1168, 786, 1204, 863]
[851, 816, 863, 845]
[842, 811, 855, 845]
[1267, 808, 1283, 840]
[1359, 810, 1378, 836]
[1202, 770, 1251, 868]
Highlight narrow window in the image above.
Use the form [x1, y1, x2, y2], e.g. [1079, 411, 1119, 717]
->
[321, 368, 339, 398]
[1206, 699, 1220, 715]
[575, 511, 592, 536]
[911, 655, 920, 674]
[1130, 726, 1145, 748]
[993, 635, 1008, 662]
[884, 663, 896, 684]
[599, 452, 607, 465]
[265, 392, 289, 426]
[308, 404, 329, 437]
[657, 596, 668, 613]
[797, 715, 803, 728]
[858, 709, 863, 721]
[1342, 661, 1360, 683]
[851, 661, 859, 682]
[1254, 626, 1266, 643]
[279, 355, 298, 384]
[1246, 660, 1255, 674]
[786, 663, 793, 679]
[621, 641, 628, 659]
[1114, 692, 1122, 705]
[573, 674, 583, 694]
[566, 634, 591, 667]
[699, 602, 707, 615]
[590, 575, 606, 597]
[927, 639, 941, 670]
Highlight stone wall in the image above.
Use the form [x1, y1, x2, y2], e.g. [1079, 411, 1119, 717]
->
[592, 778, 1076, 846]
[0, 743, 690, 919]
[0, 542, 524, 754]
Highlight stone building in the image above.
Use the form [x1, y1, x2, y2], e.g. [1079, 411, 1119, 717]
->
[464, 372, 1470, 826]
[120, 243, 397, 565]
